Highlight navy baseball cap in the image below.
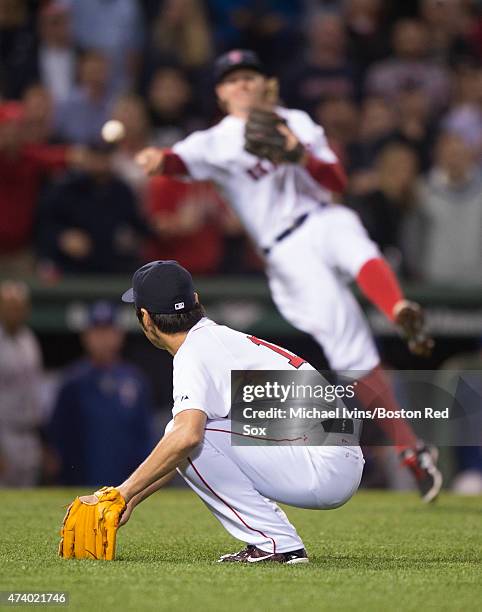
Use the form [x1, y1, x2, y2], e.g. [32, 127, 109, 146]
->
[86, 301, 118, 328]
[121, 260, 196, 314]
[214, 49, 265, 83]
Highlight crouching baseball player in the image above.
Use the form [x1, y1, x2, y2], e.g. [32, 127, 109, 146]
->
[59, 260, 364, 564]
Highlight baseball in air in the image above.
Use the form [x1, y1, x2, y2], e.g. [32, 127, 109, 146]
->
[101, 120, 125, 143]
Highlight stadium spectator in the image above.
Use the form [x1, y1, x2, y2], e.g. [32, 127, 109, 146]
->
[343, 0, 390, 76]
[365, 18, 451, 114]
[111, 93, 152, 203]
[0, 0, 37, 99]
[465, 5, 482, 61]
[205, 0, 252, 52]
[69, 0, 144, 93]
[347, 96, 398, 194]
[0, 281, 43, 487]
[22, 84, 55, 145]
[412, 132, 482, 285]
[47, 301, 155, 486]
[349, 142, 420, 278]
[36, 0, 77, 104]
[147, 66, 206, 147]
[53, 49, 113, 145]
[394, 83, 438, 171]
[206, 0, 302, 68]
[443, 60, 482, 156]
[35, 141, 149, 276]
[314, 95, 360, 165]
[281, 10, 356, 115]
[148, 0, 213, 71]
[144, 176, 226, 274]
[0, 101, 85, 276]
[419, 0, 471, 64]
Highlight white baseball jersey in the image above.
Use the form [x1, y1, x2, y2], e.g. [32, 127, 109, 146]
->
[173, 107, 337, 250]
[172, 316, 312, 420]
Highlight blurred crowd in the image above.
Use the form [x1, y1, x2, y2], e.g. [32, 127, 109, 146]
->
[0, 0, 482, 283]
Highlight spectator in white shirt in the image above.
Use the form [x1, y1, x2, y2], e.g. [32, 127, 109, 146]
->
[0, 281, 44, 487]
[37, 1, 77, 104]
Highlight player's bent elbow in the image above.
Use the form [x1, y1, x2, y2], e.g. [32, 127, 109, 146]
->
[172, 409, 207, 452]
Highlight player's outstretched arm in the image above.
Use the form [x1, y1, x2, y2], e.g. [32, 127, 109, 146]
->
[116, 409, 206, 504]
[135, 147, 189, 177]
[135, 147, 166, 175]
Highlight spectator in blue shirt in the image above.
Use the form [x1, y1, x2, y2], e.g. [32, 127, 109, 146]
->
[70, 0, 144, 93]
[48, 301, 155, 486]
[53, 49, 113, 145]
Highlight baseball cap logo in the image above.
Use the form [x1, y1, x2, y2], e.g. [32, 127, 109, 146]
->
[228, 50, 243, 63]
[175, 302, 185, 311]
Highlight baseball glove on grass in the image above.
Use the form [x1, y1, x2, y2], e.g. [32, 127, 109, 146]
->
[59, 486, 126, 560]
[244, 108, 304, 164]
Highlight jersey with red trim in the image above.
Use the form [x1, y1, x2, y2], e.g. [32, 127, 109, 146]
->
[172, 108, 338, 251]
[172, 317, 313, 420]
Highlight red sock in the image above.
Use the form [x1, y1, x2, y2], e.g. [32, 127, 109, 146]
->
[355, 365, 418, 452]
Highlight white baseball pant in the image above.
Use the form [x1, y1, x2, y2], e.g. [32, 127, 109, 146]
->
[266, 205, 381, 373]
[172, 419, 364, 553]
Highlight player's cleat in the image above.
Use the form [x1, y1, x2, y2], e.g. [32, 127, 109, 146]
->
[400, 444, 443, 503]
[217, 544, 309, 564]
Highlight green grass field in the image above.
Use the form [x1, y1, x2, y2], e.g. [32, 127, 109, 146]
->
[0, 489, 481, 612]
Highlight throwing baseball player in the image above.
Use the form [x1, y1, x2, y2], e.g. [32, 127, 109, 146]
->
[59, 260, 364, 563]
[134, 50, 441, 502]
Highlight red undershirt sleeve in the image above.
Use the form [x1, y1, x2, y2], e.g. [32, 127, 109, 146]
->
[163, 150, 189, 176]
[304, 154, 347, 194]
[356, 257, 404, 321]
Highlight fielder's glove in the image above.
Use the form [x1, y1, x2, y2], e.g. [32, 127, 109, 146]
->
[393, 300, 434, 358]
[58, 486, 126, 560]
[244, 108, 305, 164]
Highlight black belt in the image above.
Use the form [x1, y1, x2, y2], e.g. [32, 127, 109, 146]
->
[321, 419, 354, 434]
[262, 213, 309, 256]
